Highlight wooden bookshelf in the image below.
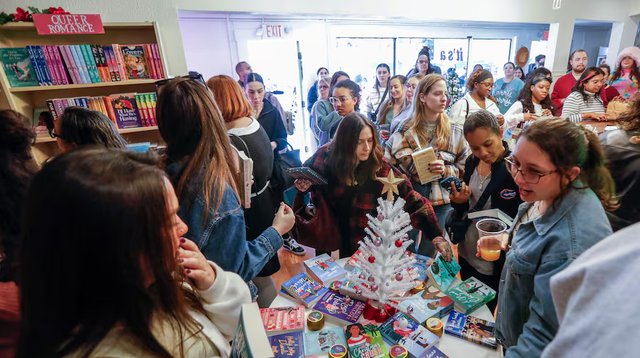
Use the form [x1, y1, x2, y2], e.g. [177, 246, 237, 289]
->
[0, 21, 167, 164]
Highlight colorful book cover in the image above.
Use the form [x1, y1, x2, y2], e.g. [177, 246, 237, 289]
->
[427, 253, 461, 291]
[303, 327, 347, 356]
[60, 45, 81, 84]
[110, 93, 141, 129]
[410, 253, 432, 282]
[312, 291, 366, 325]
[345, 323, 388, 358]
[41, 45, 59, 85]
[134, 93, 149, 127]
[51, 46, 69, 85]
[397, 325, 441, 358]
[230, 303, 272, 358]
[304, 253, 347, 285]
[269, 331, 304, 358]
[34, 46, 53, 85]
[24, 46, 45, 85]
[421, 345, 449, 358]
[103, 46, 118, 81]
[0, 48, 39, 87]
[446, 277, 496, 314]
[69, 45, 89, 84]
[398, 288, 454, 324]
[151, 43, 165, 78]
[259, 306, 305, 336]
[80, 44, 100, 83]
[121, 45, 149, 79]
[144, 44, 157, 79]
[444, 310, 497, 348]
[281, 272, 328, 308]
[379, 311, 420, 345]
[338, 277, 369, 302]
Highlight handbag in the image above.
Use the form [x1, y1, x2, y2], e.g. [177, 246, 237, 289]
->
[293, 190, 341, 252]
[445, 165, 507, 244]
[271, 141, 302, 191]
[368, 87, 389, 122]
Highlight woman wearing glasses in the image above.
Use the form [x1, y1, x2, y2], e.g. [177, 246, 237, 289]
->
[315, 71, 350, 146]
[448, 69, 503, 126]
[477, 118, 615, 357]
[492, 62, 525, 114]
[294, 112, 450, 260]
[310, 75, 331, 148]
[317, 79, 361, 141]
[561, 67, 607, 123]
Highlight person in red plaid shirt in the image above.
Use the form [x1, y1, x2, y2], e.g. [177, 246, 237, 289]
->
[294, 112, 451, 260]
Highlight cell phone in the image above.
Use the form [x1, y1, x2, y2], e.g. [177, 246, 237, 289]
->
[440, 176, 463, 192]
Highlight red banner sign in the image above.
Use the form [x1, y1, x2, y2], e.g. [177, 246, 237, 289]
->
[32, 14, 105, 35]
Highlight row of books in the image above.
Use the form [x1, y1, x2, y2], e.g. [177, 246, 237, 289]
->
[0, 43, 164, 87]
[45, 92, 158, 130]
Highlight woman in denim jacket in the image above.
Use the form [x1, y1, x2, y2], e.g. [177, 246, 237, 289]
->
[477, 118, 616, 357]
[156, 78, 295, 304]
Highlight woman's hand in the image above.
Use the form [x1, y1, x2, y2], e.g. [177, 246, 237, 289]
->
[272, 202, 295, 236]
[433, 236, 453, 262]
[449, 182, 470, 204]
[271, 141, 277, 150]
[476, 234, 509, 258]
[523, 113, 536, 121]
[177, 238, 217, 291]
[541, 109, 553, 117]
[496, 115, 505, 126]
[428, 160, 445, 176]
[294, 179, 312, 192]
[584, 112, 606, 121]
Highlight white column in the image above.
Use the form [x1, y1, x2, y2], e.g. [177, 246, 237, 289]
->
[546, 20, 575, 79]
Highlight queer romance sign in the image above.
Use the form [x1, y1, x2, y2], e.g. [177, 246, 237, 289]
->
[32, 14, 104, 35]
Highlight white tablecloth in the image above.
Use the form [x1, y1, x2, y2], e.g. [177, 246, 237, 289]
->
[271, 259, 500, 358]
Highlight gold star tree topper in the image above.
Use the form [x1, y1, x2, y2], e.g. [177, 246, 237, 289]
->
[377, 170, 405, 201]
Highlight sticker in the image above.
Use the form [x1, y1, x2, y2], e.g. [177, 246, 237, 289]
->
[500, 189, 517, 200]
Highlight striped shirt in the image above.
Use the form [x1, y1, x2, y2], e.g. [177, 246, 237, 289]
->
[561, 91, 605, 123]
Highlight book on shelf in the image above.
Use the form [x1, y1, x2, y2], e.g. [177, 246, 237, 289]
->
[312, 291, 366, 325]
[280, 272, 329, 308]
[268, 331, 304, 358]
[444, 310, 497, 349]
[110, 93, 142, 129]
[303, 327, 347, 357]
[426, 253, 461, 292]
[0, 43, 165, 87]
[445, 277, 496, 314]
[411, 146, 440, 184]
[397, 325, 441, 358]
[259, 306, 305, 336]
[379, 311, 421, 345]
[230, 303, 273, 358]
[398, 288, 454, 324]
[303, 253, 347, 285]
[344, 323, 388, 358]
[0, 48, 39, 87]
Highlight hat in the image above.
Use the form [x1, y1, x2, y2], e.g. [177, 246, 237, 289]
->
[616, 46, 640, 67]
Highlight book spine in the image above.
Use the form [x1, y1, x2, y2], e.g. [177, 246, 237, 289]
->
[48, 45, 64, 85]
[41, 45, 58, 85]
[90, 45, 105, 82]
[45, 99, 58, 121]
[52, 46, 69, 85]
[35, 46, 53, 86]
[149, 92, 157, 126]
[134, 94, 148, 126]
[151, 43, 165, 78]
[144, 44, 157, 79]
[26, 46, 45, 85]
[69, 45, 89, 84]
[112, 44, 128, 81]
[102, 46, 117, 82]
[80, 44, 100, 83]
[95, 45, 110, 82]
[103, 96, 117, 126]
[60, 46, 79, 84]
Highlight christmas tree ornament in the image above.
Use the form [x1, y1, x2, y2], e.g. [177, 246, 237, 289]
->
[367, 256, 375, 263]
[367, 276, 375, 282]
[376, 170, 405, 201]
[395, 239, 403, 247]
[395, 272, 403, 281]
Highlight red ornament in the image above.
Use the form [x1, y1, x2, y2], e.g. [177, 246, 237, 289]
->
[368, 256, 376, 263]
[395, 239, 403, 248]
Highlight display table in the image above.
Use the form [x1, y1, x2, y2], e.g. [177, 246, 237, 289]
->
[581, 119, 618, 134]
[270, 258, 500, 358]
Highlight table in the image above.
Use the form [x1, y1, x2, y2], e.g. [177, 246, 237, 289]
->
[270, 259, 500, 358]
[581, 119, 618, 134]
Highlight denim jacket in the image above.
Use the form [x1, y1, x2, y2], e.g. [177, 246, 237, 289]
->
[496, 186, 612, 358]
[167, 163, 283, 298]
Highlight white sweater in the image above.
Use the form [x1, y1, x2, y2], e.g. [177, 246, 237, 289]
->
[503, 101, 544, 130]
[447, 93, 502, 126]
[561, 91, 605, 123]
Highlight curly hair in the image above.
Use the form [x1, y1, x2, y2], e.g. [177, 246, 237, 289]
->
[616, 95, 640, 132]
[517, 74, 555, 114]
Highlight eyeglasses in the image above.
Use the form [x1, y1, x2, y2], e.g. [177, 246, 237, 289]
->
[41, 111, 66, 140]
[418, 60, 429, 64]
[154, 71, 206, 89]
[504, 156, 557, 184]
[329, 96, 352, 104]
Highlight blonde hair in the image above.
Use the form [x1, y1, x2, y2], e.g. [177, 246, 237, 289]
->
[406, 74, 451, 150]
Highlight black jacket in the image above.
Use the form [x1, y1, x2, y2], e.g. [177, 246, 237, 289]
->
[451, 143, 522, 220]
[257, 99, 288, 152]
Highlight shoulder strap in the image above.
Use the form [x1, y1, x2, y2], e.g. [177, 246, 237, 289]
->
[228, 133, 251, 159]
[470, 163, 509, 212]
[374, 87, 390, 115]
[464, 98, 470, 119]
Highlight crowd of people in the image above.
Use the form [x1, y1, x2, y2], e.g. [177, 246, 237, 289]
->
[0, 43, 639, 357]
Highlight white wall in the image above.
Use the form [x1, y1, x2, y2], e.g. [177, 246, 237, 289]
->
[1, 0, 638, 76]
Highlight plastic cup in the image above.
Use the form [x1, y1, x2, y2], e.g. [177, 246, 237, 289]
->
[476, 218, 508, 262]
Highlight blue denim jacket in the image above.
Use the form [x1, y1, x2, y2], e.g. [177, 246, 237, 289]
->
[167, 164, 283, 298]
[496, 186, 612, 358]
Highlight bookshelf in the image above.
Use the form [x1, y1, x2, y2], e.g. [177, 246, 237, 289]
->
[0, 22, 167, 164]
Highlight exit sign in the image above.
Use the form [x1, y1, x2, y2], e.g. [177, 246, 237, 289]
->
[265, 24, 285, 38]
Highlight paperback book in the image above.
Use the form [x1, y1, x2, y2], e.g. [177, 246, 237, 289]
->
[427, 253, 461, 292]
[259, 306, 305, 336]
[109, 93, 142, 129]
[379, 311, 420, 344]
[345, 323, 388, 358]
[0, 48, 39, 87]
[120, 45, 149, 79]
[268, 331, 304, 358]
[230, 303, 272, 357]
[444, 310, 497, 349]
[304, 253, 347, 285]
[410, 253, 432, 282]
[446, 277, 496, 314]
[397, 325, 441, 358]
[312, 291, 366, 325]
[398, 288, 454, 324]
[303, 327, 347, 357]
[281, 272, 328, 308]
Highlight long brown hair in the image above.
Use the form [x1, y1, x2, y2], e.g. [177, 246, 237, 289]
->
[156, 78, 239, 216]
[406, 74, 452, 150]
[328, 112, 383, 184]
[17, 148, 202, 357]
[377, 75, 407, 125]
[520, 118, 618, 211]
[616, 95, 640, 132]
[207, 75, 253, 122]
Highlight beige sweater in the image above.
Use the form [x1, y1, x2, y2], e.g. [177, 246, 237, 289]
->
[65, 262, 251, 358]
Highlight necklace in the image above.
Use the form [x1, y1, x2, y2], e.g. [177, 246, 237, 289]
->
[476, 163, 491, 190]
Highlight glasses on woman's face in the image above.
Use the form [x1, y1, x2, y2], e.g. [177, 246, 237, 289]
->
[154, 72, 206, 89]
[504, 156, 557, 184]
[329, 96, 352, 104]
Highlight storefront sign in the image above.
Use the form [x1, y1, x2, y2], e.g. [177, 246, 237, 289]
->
[32, 14, 105, 35]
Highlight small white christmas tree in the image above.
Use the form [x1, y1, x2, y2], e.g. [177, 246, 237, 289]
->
[347, 195, 417, 306]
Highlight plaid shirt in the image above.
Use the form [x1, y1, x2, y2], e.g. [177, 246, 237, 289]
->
[295, 144, 442, 254]
[385, 122, 470, 206]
